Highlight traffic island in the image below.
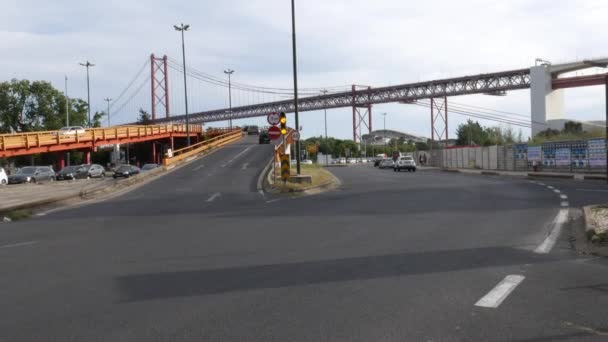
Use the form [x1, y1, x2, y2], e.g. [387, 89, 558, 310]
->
[571, 205, 608, 257]
[268, 164, 340, 194]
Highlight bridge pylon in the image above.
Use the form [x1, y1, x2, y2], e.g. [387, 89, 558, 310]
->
[352, 85, 372, 143]
[430, 97, 448, 145]
[150, 54, 170, 120]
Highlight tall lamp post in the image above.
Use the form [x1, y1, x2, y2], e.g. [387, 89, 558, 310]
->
[382, 112, 387, 148]
[65, 75, 70, 166]
[174, 23, 191, 146]
[79, 61, 95, 127]
[290, 0, 301, 175]
[224, 69, 234, 129]
[104, 98, 112, 127]
[321, 89, 329, 165]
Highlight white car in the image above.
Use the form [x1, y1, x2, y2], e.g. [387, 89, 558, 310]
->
[58, 126, 86, 136]
[0, 167, 7, 185]
[394, 156, 417, 172]
[302, 159, 313, 165]
[347, 158, 357, 164]
[339, 158, 346, 164]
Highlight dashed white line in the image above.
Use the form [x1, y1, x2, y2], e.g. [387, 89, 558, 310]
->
[265, 199, 280, 204]
[534, 208, 569, 254]
[553, 189, 561, 194]
[475, 275, 526, 308]
[561, 201, 570, 207]
[560, 194, 568, 200]
[193, 164, 205, 171]
[547, 186, 555, 190]
[221, 146, 252, 168]
[242, 162, 250, 170]
[0, 241, 38, 249]
[538, 182, 546, 186]
[206, 192, 221, 202]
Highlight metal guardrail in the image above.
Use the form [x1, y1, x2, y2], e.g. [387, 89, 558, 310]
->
[0, 124, 202, 155]
[163, 129, 243, 166]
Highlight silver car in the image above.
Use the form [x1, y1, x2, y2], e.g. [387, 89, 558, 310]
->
[378, 159, 394, 169]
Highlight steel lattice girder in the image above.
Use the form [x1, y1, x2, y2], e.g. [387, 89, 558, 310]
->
[154, 68, 531, 124]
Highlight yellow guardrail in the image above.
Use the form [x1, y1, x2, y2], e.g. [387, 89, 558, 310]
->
[0, 124, 202, 153]
[163, 129, 243, 166]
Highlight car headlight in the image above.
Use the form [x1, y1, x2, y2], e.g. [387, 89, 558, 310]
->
[26, 177, 31, 182]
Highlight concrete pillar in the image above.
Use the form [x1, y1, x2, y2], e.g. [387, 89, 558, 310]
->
[530, 66, 564, 136]
[57, 153, 65, 170]
[85, 150, 92, 164]
[152, 143, 157, 164]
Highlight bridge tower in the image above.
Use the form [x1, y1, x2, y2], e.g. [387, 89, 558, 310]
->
[430, 97, 448, 144]
[352, 85, 372, 143]
[150, 54, 170, 120]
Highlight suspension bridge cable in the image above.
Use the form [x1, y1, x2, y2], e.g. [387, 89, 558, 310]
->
[111, 74, 151, 120]
[109, 59, 150, 110]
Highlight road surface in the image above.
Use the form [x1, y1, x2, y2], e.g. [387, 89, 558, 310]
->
[1, 136, 607, 341]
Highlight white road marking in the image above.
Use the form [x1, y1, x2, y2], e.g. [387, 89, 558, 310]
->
[221, 146, 252, 168]
[266, 199, 280, 204]
[561, 201, 570, 207]
[258, 190, 265, 198]
[538, 182, 545, 186]
[576, 188, 608, 193]
[553, 189, 561, 194]
[0, 241, 38, 249]
[475, 275, 526, 308]
[534, 208, 569, 254]
[206, 192, 221, 202]
[560, 194, 568, 200]
[547, 186, 555, 190]
[193, 164, 205, 171]
[242, 162, 250, 170]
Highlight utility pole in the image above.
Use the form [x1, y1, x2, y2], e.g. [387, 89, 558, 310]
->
[65, 75, 70, 166]
[321, 89, 329, 165]
[290, 0, 301, 175]
[224, 69, 234, 129]
[104, 98, 112, 127]
[382, 113, 387, 148]
[174, 23, 191, 146]
[79, 61, 95, 127]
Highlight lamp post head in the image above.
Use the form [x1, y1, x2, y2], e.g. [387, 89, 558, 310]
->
[224, 69, 234, 75]
[174, 23, 190, 31]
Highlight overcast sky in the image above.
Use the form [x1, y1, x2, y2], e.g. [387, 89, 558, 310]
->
[2, 0, 607, 139]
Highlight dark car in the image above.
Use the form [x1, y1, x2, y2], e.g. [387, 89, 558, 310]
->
[8, 166, 55, 184]
[259, 131, 271, 144]
[141, 164, 160, 172]
[374, 158, 382, 167]
[56, 165, 82, 181]
[247, 125, 259, 135]
[75, 164, 105, 179]
[113, 165, 140, 179]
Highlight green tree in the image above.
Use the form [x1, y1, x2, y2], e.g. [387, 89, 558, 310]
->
[562, 121, 583, 135]
[136, 108, 152, 125]
[455, 120, 486, 146]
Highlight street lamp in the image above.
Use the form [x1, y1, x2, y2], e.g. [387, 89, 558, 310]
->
[321, 89, 329, 165]
[382, 112, 387, 147]
[290, 0, 301, 175]
[79, 61, 95, 127]
[174, 23, 191, 146]
[65, 75, 70, 166]
[104, 98, 112, 127]
[224, 69, 234, 129]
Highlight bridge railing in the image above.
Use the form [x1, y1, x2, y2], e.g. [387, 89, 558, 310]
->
[163, 129, 243, 166]
[0, 124, 202, 154]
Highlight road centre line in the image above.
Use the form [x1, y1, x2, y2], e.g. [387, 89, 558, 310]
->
[475, 275, 526, 308]
[538, 182, 545, 186]
[553, 189, 561, 194]
[561, 201, 570, 207]
[547, 186, 555, 190]
[560, 194, 568, 200]
[206, 192, 221, 202]
[534, 208, 569, 254]
[222, 146, 252, 168]
[0, 241, 38, 249]
[193, 164, 205, 171]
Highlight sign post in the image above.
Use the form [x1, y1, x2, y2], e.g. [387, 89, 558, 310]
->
[268, 126, 281, 140]
[281, 154, 290, 182]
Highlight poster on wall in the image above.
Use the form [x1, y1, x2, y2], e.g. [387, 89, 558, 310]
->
[542, 143, 556, 166]
[527, 146, 542, 162]
[588, 139, 606, 167]
[570, 140, 588, 168]
[555, 148, 571, 166]
[514, 144, 527, 160]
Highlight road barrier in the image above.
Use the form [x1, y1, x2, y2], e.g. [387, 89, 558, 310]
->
[163, 129, 243, 166]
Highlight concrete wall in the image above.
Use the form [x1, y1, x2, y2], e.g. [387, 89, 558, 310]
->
[530, 66, 564, 135]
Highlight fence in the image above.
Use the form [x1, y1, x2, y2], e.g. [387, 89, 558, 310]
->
[420, 138, 607, 173]
[163, 129, 243, 166]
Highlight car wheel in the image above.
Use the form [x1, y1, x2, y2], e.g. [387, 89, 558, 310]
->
[413, 168, 417, 172]
[1, 179, 6, 185]
[101, 173, 105, 179]
[113, 175, 117, 179]
[31, 178, 36, 184]
[50, 177, 55, 182]
[86, 174, 91, 180]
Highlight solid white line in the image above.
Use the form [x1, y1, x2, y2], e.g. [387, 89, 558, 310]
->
[534, 208, 569, 254]
[560, 194, 568, 200]
[561, 201, 570, 207]
[242, 162, 250, 170]
[576, 188, 608, 193]
[475, 275, 526, 308]
[553, 189, 561, 194]
[193, 164, 205, 171]
[0, 241, 38, 249]
[206, 192, 221, 203]
[221, 146, 252, 168]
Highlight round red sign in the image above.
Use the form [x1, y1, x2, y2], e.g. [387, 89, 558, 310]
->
[267, 125, 282, 140]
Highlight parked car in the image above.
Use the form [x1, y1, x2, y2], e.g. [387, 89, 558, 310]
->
[373, 158, 382, 167]
[8, 166, 55, 184]
[339, 157, 346, 164]
[75, 164, 105, 179]
[378, 159, 394, 169]
[394, 156, 417, 172]
[141, 164, 160, 172]
[0, 167, 7, 185]
[57, 126, 85, 136]
[347, 158, 357, 164]
[56, 165, 81, 181]
[259, 131, 271, 144]
[247, 125, 260, 135]
[113, 165, 140, 178]
[302, 159, 313, 165]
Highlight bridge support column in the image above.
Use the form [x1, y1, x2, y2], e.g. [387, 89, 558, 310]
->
[152, 143, 157, 164]
[352, 85, 373, 144]
[530, 65, 564, 135]
[57, 153, 65, 170]
[430, 97, 448, 145]
[85, 150, 91, 165]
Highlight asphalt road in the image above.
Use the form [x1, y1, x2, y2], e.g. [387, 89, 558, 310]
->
[1, 137, 607, 341]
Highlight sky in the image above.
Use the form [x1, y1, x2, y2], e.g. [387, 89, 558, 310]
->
[1, 0, 608, 140]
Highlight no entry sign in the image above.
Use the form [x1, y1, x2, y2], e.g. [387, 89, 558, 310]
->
[268, 125, 281, 140]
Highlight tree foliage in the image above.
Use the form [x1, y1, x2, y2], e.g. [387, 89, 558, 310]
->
[455, 120, 518, 146]
[136, 108, 153, 125]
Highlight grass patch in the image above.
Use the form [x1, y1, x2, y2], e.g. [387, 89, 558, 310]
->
[5, 209, 33, 221]
[272, 164, 337, 193]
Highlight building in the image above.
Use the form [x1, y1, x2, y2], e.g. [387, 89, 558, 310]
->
[362, 130, 428, 146]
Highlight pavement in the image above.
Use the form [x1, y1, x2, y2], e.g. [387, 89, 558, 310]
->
[1, 136, 608, 341]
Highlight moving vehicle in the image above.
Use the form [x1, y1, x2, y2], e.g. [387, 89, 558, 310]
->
[56, 165, 81, 181]
[247, 125, 259, 135]
[339, 157, 346, 164]
[75, 164, 105, 179]
[258, 131, 271, 144]
[141, 164, 160, 172]
[394, 156, 417, 172]
[0, 167, 7, 185]
[8, 166, 55, 184]
[113, 165, 140, 178]
[374, 158, 383, 167]
[378, 159, 394, 169]
[57, 126, 85, 136]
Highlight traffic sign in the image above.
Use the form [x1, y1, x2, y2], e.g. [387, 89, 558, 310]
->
[292, 131, 300, 141]
[281, 154, 290, 181]
[268, 125, 281, 140]
[267, 112, 280, 126]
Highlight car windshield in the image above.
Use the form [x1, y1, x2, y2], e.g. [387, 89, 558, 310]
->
[17, 167, 38, 175]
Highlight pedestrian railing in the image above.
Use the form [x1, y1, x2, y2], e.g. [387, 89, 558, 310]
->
[163, 129, 243, 166]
